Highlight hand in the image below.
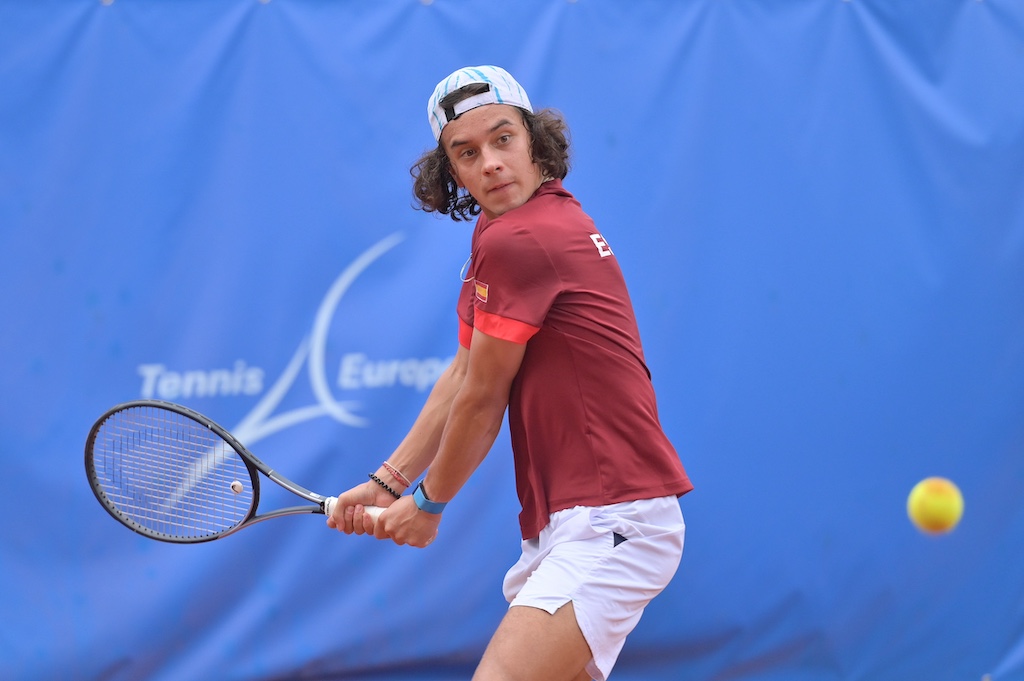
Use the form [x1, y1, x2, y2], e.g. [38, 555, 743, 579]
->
[326, 481, 395, 535]
[375, 495, 441, 548]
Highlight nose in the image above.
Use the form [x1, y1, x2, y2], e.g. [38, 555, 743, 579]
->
[480, 147, 503, 174]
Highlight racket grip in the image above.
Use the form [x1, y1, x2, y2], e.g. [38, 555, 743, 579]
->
[324, 496, 384, 521]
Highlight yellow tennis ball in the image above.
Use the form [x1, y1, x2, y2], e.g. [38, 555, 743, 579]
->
[907, 477, 963, 534]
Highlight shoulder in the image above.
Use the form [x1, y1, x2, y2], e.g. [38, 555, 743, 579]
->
[482, 181, 585, 240]
[519, 179, 581, 218]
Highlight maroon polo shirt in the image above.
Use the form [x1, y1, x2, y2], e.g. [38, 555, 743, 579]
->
[457, 180, 693, 539]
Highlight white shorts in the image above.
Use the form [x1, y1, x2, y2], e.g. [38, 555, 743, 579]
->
[502, 496, 685, 681]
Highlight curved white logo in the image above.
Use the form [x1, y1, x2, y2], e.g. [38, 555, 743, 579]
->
[136, 232, 451, 448]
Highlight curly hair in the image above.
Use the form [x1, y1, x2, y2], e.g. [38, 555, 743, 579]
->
[411, 107, 571, 222]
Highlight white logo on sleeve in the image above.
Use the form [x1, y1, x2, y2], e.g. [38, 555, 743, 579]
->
[590, 233, 613, 258]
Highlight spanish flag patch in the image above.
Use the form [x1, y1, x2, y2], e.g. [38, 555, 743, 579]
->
[475, 281, 489, 303]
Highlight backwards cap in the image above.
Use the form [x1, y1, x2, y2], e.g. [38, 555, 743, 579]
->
[427, 65, 533, 142]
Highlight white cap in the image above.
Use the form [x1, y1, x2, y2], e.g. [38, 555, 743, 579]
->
[427, 65, 533, 142]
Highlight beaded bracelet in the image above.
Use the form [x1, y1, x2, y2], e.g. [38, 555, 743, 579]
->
[381, 461, 412, 487]
[369, 473, 401, 500]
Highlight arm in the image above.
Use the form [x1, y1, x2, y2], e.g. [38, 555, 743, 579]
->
[385, 343, 472, 482]
[373, 328, 526, 547]
[326, 345, 469, 534]
[425, 328, 525, 501]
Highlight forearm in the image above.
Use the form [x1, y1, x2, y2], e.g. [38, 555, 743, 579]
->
[379, 348, 468, 487]
[419, 330, 524, 504]
[421, 383, 508, 503]
[350, 332, 521, 546]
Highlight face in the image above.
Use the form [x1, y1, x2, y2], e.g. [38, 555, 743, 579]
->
[441, 104, 546, 220]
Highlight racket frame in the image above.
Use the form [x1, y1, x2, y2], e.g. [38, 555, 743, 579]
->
[85, 399, 337, 543]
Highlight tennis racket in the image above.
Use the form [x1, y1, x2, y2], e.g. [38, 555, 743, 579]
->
[85, 399, 382, 544]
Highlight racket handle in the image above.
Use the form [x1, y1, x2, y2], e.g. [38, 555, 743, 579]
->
[324, 496, 384, 521]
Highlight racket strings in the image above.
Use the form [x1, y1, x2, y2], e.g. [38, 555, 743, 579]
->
[91, 406, 254, 539]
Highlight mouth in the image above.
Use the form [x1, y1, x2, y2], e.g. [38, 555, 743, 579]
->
[488, 181, 514, 194]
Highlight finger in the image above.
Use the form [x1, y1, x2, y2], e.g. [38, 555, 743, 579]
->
[360, 508, 377, 535]
[353, 505, 368, 536]
[373, 513, 390, 540]
[344, 505, 359, 534]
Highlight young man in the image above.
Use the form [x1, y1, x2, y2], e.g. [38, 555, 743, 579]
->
[327, 65, 693, 681]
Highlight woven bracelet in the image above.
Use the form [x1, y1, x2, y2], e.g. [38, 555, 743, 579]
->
[369, 473, 402, 500]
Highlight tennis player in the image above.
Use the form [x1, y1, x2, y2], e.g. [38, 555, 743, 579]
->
[328, 65, 694, 681]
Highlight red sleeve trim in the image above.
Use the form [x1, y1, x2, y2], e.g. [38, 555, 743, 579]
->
[474, 308, 540, 344]
[459, 318, 474, 348]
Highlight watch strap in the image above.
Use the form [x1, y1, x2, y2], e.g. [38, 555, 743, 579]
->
[413, 481, 447, 514]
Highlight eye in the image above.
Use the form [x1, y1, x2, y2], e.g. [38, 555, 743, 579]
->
[497, 134, 511, 144]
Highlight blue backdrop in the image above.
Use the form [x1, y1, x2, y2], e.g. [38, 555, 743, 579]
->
[2, 1, 1023, 679]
